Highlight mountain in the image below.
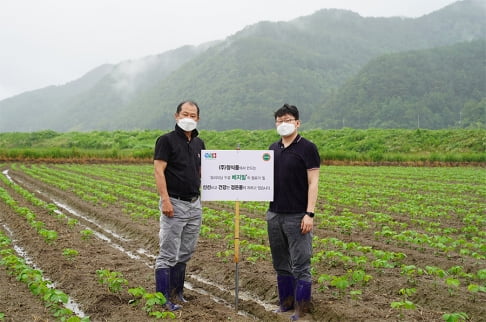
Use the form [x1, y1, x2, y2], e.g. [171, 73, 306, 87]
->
[0, 64, 113, 131]
[317, 40, 486, 129]
[0, 44, 215, 132]
[0, 0, 485, 132]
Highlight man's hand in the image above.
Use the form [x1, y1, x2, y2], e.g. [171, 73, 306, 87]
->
[301, 215, 313, 234]
[162, 198, 174, 217]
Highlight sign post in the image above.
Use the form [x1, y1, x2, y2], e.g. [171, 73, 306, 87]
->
[201, 149, 274, 311]
[234, 144, 240, 311]
[234, 198, 240, 309]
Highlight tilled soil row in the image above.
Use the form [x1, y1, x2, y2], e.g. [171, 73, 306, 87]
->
[0, 168, 281, 321]
[1, 164, 484, 321]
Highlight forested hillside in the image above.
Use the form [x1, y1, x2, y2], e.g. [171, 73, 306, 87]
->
[0, 0, 484, 132]
[129, 0, 486, 131]
[317, 40, 485, 129]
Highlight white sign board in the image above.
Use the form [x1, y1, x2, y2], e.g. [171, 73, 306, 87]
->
[201, 150, 274, 201]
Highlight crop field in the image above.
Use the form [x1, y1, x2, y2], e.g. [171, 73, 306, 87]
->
[0, 163, 484, 321]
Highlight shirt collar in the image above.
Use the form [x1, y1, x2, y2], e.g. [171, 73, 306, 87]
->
[278, 134, 301, 148]
[175, 124, 199, 139]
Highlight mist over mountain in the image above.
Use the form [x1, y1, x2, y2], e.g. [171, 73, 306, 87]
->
[0, 0, 484, 132]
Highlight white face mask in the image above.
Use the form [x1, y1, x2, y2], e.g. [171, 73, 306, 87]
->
[277, 122, 296, 137]
[177, 118, 197, 132]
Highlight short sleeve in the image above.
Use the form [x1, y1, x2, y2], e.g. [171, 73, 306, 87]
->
[304, 142, 320, 170]
[154, 135, 170, 161]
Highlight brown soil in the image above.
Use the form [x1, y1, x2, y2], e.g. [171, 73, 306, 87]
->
[0, 164, 484, 322]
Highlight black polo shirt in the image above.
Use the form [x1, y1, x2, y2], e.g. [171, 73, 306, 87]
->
[154, 125, 205, 199]
[269, 134, 320, 213]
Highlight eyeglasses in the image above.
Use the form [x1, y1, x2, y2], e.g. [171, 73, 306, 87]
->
[275, 119, 296, 125]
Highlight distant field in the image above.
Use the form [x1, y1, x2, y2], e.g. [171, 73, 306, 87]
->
[0, 128, 485, 163]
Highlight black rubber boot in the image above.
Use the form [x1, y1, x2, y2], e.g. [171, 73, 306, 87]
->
[155, 268, 181, 311]
[274, 274, 295, 312]
[291, 279, 311, 321]
[173, 262, 188, 302]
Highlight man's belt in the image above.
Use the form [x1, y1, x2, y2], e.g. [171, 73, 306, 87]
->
[169, 194, 199, 203]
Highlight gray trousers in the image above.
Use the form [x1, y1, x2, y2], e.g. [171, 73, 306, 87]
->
[155, 197, 202, 269]
[266, 211, 313, 282]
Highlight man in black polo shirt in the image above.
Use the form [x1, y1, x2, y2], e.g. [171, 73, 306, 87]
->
[267, 104, 320, 321]
[153, 100, 205, 311]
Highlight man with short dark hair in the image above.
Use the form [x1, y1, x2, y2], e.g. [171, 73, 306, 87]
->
[267, 103, 320, 321]
[153, 100, 205, 311]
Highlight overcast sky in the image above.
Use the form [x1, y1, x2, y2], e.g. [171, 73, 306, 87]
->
[0, 0, 459, 101]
